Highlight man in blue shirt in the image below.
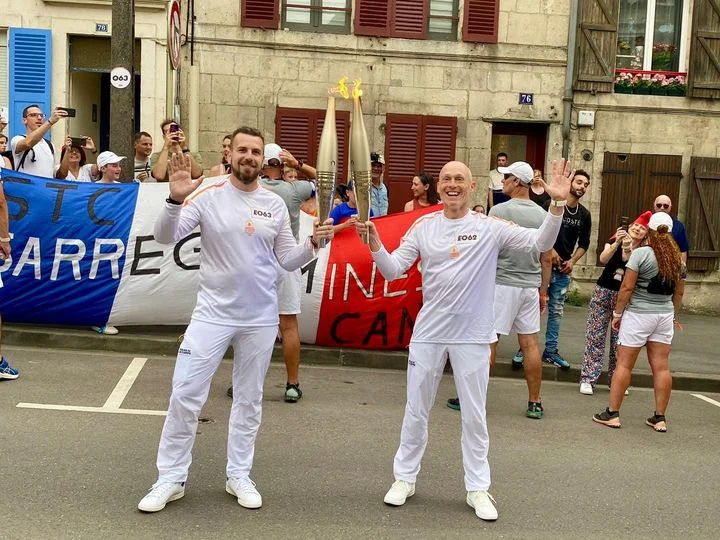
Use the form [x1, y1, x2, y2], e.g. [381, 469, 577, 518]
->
[370, 152, 388, 216]
[653, 194, 689, 264]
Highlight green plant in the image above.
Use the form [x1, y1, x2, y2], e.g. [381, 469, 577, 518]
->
[565, 288, 587, 307]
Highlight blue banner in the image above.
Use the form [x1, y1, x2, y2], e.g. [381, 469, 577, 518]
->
[0, 169, 139, 325]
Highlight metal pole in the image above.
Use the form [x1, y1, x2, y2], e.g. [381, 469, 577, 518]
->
[110, 0, 136, 181]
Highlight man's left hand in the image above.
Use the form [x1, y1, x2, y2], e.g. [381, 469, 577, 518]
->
[0, 240, 11, 259]
[560, 259, 574, 274]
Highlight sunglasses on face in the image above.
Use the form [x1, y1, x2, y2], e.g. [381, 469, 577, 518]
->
[656, 203, 670, 210]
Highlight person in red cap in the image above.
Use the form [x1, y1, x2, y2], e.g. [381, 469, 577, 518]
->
[579, 211, 651, 395]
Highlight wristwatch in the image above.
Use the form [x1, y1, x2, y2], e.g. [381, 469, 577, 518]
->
[550, 199, 567, 207]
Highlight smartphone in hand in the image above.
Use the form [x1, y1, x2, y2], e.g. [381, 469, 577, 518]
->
[70, 136, 87, 147]
[58, 107, 77, 118]
[619, 216, 629, 231]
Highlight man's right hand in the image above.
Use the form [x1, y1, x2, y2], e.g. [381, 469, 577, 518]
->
[48, 107, 69, 125]
[0, 240, 10, 259]
[168, 152, 202, 202]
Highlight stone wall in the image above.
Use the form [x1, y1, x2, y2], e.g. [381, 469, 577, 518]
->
[183, 0, 572, 198]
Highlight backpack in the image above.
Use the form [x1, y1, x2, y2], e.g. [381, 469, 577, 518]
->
[643, 272, 675, 296]
[15, 139, 54, 172]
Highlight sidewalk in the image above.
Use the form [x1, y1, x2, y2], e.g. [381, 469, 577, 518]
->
[4, 305, 719, 393]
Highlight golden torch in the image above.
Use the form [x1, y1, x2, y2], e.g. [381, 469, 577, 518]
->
[315, 92, 338, 248]
[349, 80, 372, 243]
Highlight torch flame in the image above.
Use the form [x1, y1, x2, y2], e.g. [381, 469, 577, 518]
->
[352, 79, 363, 99]
[330, 76, 350, 99]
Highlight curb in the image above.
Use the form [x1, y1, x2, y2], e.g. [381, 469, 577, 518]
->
[4, 325, 720, 394]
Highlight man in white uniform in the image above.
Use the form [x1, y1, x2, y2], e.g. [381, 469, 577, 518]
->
[137, 127, 333, 513]
[356, 159, 573, 521]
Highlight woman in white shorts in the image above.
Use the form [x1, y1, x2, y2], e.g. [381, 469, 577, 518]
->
[592, 211, 684, 432]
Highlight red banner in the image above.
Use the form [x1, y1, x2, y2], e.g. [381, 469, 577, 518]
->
[315, 205, 440, 350]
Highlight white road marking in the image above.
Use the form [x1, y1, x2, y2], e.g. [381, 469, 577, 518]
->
[16, 356, 167, 417]
[103, 357, 148, 408]
[691, 393, 720, 408]
[15, 403, 167, 416]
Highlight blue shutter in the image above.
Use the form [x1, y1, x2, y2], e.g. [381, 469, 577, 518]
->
[9, 28, 52, 140]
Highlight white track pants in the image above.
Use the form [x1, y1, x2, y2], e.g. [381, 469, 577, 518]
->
[393, 343, 492, 492]
[155, 319, 277, 484]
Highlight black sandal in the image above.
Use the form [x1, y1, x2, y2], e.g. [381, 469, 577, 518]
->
[646, 413, 667, 432]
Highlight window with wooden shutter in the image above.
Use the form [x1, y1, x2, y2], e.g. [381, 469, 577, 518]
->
[275, 107, 350, 183]
[462, 0, 499, 43]
[687, 0, 720, 99]
[685, 157, 720, 272]
[242, 0, 280, 29]
[282, 1, 352, 34]
[354, 0, 458, 40]
[574, 0, 619, 93]
[384, 114, 457, 214]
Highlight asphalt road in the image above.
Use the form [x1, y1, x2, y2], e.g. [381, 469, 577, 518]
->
[1, 346, 718, 539]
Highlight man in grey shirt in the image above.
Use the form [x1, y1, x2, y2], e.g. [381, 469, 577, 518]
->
[447, 161, 552, 419]
[227, 143, 314, 403]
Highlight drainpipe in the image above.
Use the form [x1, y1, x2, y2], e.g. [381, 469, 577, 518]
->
[562, 1, 580, 159]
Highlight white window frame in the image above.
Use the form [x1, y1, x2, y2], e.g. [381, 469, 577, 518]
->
[634, 0, 691, 72]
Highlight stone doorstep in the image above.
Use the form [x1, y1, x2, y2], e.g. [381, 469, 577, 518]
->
[4, 325, 719, 393]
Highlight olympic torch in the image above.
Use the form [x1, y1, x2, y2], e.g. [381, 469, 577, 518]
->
[349, 80, 372, 244]
[315, 93, 338, 248]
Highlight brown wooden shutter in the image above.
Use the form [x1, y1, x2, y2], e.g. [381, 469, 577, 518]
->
[596, 152, 682, 259]
[392, 0, 428, 40]
[573, 0, 619, 93]
[385, 114, 422, 214]
[463, 0, 499, 44]
[688, 0, 720, 99]
[275, 108, 314, 167]
[384, 114, 457, 213]
[420, 117, 457, 180]
[315, 111, 351, 183]
[686, 157, 720, 272]
[242, 0, 279, 29]
[355, 0, 392, 37]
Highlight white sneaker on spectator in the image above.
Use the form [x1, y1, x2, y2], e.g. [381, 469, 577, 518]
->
[467, 490, 498, 521]
[579, 382, 593, 395]
[138, 482, 185, 512]
[226, 477, 262, 509]
[91, 325, 119, 335]
[383, 480, 415, 506]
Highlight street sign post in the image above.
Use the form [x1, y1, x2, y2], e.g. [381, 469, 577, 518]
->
[168, 0, 181, 70]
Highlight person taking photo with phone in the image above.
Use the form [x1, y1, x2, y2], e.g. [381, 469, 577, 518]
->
[579, 211, 651, 395]
[151, 119, 203, 182]
[10, 105, 69, 177]
[55, 136, 98, 181]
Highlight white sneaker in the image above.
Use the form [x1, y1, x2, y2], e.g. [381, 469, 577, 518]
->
[467, 490, 498, 521]
[579, 382, 594, 395]
[226, 477, 262, 509]
[91, 325, 119, 335]
[383, 480, 415, 506]
[138, 482, 185, 512]
[624, 388, 629, 396]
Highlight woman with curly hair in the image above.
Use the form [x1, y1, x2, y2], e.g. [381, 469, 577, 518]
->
[579, 211, 651, 395]
[404, 172, 440, 211]
[593, 212, 684, 432]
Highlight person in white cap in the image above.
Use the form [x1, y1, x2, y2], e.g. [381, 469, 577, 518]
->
[593, 211, 684, 433]
[138, 126, 334, 513]
[95, 151, 125, 184]
[447, 161, 552, 419]
[355, 158, 574, 522]
[89, 150, 126, 337]
[370, 151, 388, 216]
